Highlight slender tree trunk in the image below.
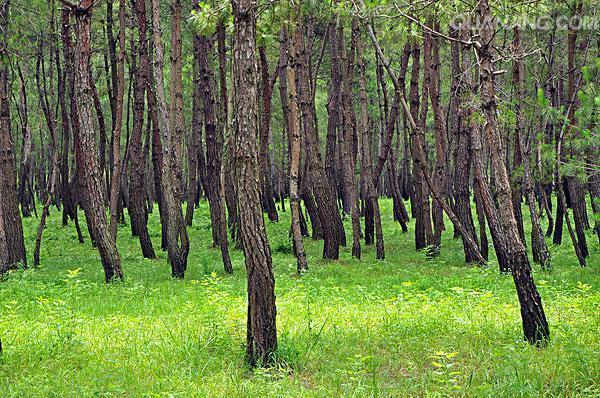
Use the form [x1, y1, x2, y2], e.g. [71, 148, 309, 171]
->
[196, 32, 233, 274]
[564, 2, 588, 259]
[16, 64, 35, 218]
[427, 20, 449, 253]
[150, 0, 189, 278]
[168, 0, 184, 203]
[185, 47, 201, 226]
[72, 0, 122, 282]
[129, 0, 155, 259]
[108, 0, 126, 241]
[357, 26, 384, 259]
[258, 44, 279, 222]
[450, 28, 479, 264]
[340, 19, 361, 258]
[33, 33, 60, 265]
[231, 0, 277, 366]
[296, 22, 345, 259]
[287, 22, 308, 272]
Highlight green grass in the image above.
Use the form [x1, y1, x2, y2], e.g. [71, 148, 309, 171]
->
[1, 200, 598, 397]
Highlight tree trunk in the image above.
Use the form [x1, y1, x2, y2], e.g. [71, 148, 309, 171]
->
[231, 0, 277, 366]
[287, 22, 308, 272]
[426, 21, 449, 253]
[258, 44, 279, 222]
[196, 32, 233, 274]
[129, 0, 155, 259]
[450, 28, 479, 264]
[476, 0, 549, 344]
[73, 0, 122, 282]
[340, 19, 361, 259]
[150, 0, 189, 278]
[296, 22, 345, 259]
[357, 26, 384, 259]
[0, 0, 26, 270]
[168, 0, 184, 204]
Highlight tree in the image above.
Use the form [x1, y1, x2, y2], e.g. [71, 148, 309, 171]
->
[475, 0, 549, 344]
[71, 0, 122, 282]
[0, 0, 26, 273]
[150, 0, 189, 278]
[196, 30, 233, 274]
[129, 0, 156, 259]
[231, 0, 277, 365]
[108, 0, 126, 241]
[286, 16, 308, 273]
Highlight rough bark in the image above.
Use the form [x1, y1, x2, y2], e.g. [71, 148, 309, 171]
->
[231, 0, 277, 366]
[168, 0, 184, 203]
[258, 44, 278, 222]
[476, 0, 549, 344]
[72, 0, 122, 282]
[196, 33, 233, 274]
[357, 27, 384, 259]
[340, 19, 361, 258]
[296, 21, 345, 259]
[0, 0, 26, 270]
[129, 0, 155, 259]
[150, 0, 189, 278]
[108, 0, 126, 241]
[287, 23, 308, 272]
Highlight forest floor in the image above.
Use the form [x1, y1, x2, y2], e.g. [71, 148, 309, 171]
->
[0, 199, 598, 397]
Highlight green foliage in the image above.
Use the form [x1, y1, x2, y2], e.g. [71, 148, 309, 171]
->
[0, 200, 598, 396]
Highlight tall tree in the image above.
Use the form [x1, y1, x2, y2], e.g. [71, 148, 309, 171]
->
[0, 0, 26, 272]
[196, 31, 233, 274]
[231, 0, 277, 366]
[296, 20, 345, 260]
[475, 0, 549, 344]
[287, 17, 308, 273]
[340, 18, 361, 259]
[258, 42, 279, 222]
[129, 0, 156, 259]
[169, 0, 184, 202]
[71, 0, 122, 282]
[150, 0, 189, 278]
[108, 0, 126, 241]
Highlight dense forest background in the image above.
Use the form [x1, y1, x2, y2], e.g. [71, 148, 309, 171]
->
[0, 0, 598, 395]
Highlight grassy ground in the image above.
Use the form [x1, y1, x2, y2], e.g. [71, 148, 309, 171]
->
[0, 199, 598, 397]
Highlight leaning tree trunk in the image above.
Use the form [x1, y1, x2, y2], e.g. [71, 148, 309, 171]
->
[476, 0, 549, 344]
[72, 0, 122, 282]
[459, 22, 510, 272]
[363, 8, 484, 265]
[231, 0, 277, 366]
